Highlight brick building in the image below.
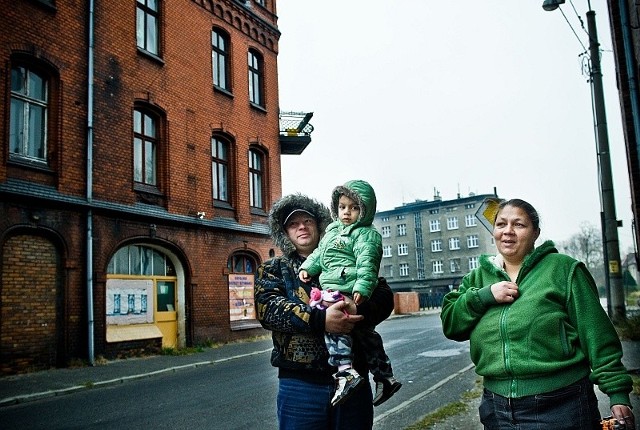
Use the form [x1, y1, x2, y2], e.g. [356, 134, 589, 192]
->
[374, 191, 498, 307]
[0, 0, 311, 374]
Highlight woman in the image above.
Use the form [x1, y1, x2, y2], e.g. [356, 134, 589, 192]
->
[441, 199, 635, 430]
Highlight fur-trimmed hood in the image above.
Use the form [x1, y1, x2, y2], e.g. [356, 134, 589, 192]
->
[268, 193, 332, 256]
[330, 179, 377, 228]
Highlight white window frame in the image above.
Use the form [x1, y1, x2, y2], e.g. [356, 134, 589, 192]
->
[431, 239, 442, 252]
[467, 235, 479, 248]
[398, 244, 408, 256]
[447, 217, 459, 230]
[429, 219, 441, 232]
[449, 237, 460, 250]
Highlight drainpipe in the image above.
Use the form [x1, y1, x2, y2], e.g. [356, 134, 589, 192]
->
[86, 0, 95, 366]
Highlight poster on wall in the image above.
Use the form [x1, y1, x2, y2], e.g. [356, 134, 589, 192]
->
[228, 274, 255, 320]
[106, 279, 154, 325]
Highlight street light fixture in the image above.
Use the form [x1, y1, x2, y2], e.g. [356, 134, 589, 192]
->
[542, 0, 627, 322]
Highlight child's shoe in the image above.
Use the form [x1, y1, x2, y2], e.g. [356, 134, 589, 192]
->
[373, 376, 402, 406]
[331, 368, 364, 407]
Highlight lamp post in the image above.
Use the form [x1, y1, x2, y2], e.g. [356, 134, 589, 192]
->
[542, 0, 627, 322]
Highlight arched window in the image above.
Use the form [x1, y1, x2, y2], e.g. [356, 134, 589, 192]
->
[108, 245, 175, 276]
[227, 252, 257, 274]
[212, 28, 230, 91]
[247, 49, 263, 107]
[10, 66, 48, 162]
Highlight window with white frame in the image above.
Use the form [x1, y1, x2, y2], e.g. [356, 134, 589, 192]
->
[397, 224, 406, 236]
[136, 0, 160, 56]
[432, 260, 443, 274]
[383, 245, 392, 257]
[467, 234, 479, 248]
[381, 216, 389, 222]
[465, 203, 475, 209]
[449, 237, 460, 250]
[398, 244, 408, 256]
[384, 265, 394, 278]
[396, 215, 405, 220]
[10, 66, 48, 162]
[469, 256, 479, 270]
[431, 239, 442, 252]
[399, 263, 409, 277]
[381, 226, 391, 237]
[429, 219, 440, 232]
[447, 217, 459, 230]
[465, 214, 477, 227]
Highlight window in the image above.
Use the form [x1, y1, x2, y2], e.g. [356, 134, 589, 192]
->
[465, 203, 475, 209]
[255, 0, 266, 5]
[399, 263, 409, 277]
[429, 219, 440, 232]
[249, 148, 264, 209]
[133, 108, 158, 186]
[381, 216, 389, 222]
[469, 256, 479, 270]
[227, 253, 257, 274]
[397, 224, 407, 236]
[396, 215, 406, 220]
[467, 235, 479, 248]
[450, 259, 461, 273]
[384, 265, 393, 278]
[381, 226, 391, 237]
[383, 245, 392, 257]
[398, 244, 408, 256]
[447, 217, 459, 230]
[108, 245, 175, 276]
[10, 66, 48, 162]
[449, 237, 460, 250]
[465, 214, 477, 227]
[248, 50, 263, 106]
[136, 0, 160, 56]
[431, 239, 442, 252]
[211, 137, 229, 202]
[212, 29, 230, 91]
[429, 209, 439, 214]
[432, 260, 443, 274]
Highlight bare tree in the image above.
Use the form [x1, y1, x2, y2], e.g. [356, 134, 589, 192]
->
[559, 222, 605, 286]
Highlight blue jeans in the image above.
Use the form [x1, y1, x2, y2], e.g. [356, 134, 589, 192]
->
[277, 377, 373, 430]
[479, 377, 601, 430]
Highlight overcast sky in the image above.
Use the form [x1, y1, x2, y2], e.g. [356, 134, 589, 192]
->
[275, 0, 636, 254]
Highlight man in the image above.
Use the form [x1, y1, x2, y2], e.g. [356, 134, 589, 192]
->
[255, 193, 395, 430]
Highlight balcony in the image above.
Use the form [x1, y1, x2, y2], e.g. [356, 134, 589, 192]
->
[279, 111, 314, 155]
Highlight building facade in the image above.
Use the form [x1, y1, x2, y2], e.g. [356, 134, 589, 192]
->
[0, 0, 311, 374]
[374, 191, 498, 305]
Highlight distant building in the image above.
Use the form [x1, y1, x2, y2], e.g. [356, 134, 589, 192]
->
[374, 190, 498, 307]
[0, 0, 312, 374]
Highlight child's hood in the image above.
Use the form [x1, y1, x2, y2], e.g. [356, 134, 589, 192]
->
[330, 179, 377, 227]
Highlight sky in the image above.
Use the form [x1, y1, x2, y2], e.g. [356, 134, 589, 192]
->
[275, 0, 636, 254]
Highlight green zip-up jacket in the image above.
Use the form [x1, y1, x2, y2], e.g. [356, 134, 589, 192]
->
[300, 180, 382, 299]
[441, 240, 632, 407]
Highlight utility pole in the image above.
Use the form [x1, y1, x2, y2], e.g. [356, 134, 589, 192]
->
[587, 10, 627, 322]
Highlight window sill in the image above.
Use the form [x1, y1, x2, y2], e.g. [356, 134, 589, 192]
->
[137, 48, 165, 66]
[250, 207, 267, 216]
[214, 86, 234, 99]
[249, 102, 267, 114]
[8, 156, 52, 173]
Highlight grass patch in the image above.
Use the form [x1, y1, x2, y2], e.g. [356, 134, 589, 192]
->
[615, 314, 640, 341]
[405, 379, 483, 430]
[160, 346, 204, 356]
[632, 373, 640, 396]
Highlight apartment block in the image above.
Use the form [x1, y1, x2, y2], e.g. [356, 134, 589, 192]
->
[374, 191, 498, 306]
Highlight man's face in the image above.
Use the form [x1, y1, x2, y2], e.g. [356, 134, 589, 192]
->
[285, 212, 320, 257]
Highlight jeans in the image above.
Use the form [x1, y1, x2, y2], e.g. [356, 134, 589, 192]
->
[479, 377, 601, 430]
[277, 377, 373, 430]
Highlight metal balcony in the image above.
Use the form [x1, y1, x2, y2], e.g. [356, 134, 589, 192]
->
[279, 111, 314, 155]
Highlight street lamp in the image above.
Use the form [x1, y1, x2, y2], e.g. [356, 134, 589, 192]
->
[542, 0, 627, 322]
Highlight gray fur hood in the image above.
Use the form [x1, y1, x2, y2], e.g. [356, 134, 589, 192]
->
[268, 194, 332, 256]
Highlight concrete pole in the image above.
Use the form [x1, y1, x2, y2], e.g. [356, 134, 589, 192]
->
[587, 10, 627, 322]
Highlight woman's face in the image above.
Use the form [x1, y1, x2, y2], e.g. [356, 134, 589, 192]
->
[493, 205, 540, 263]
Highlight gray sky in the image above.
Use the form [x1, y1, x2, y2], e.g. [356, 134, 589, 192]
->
[276, 0, 635, 254]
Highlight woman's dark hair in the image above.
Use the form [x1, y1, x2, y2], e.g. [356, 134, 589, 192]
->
[496, 199, 540, 231]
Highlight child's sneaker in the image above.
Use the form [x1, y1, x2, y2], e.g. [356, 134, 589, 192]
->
[331, 368, 364, 407]
[373, 376, 402, 406]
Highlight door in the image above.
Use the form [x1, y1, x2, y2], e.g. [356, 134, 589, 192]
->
[155, 280, 177, 348]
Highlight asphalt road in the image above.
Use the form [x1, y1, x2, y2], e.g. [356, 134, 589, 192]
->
[1, 313, 478, 429]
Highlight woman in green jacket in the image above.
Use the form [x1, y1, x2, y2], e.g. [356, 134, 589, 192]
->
[441, 198, 634, 430]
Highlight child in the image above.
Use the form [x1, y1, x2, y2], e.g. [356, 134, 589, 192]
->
[299, 179, 402, 407]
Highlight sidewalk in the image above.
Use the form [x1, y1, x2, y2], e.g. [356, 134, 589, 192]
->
[431, 340, 640, 429]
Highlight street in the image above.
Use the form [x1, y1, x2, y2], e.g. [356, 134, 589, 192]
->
[1, 313, 478, 429]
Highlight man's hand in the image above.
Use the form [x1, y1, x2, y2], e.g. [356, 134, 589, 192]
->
[325, 301, 363, 334]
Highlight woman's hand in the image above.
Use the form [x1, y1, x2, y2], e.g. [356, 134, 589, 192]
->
[610, 404, 634, 429]
[490, 281, 519, 304]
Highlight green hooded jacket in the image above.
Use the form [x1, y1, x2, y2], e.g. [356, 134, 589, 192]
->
[300, 180, 382, 299]
[441, 240, 632, 408]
